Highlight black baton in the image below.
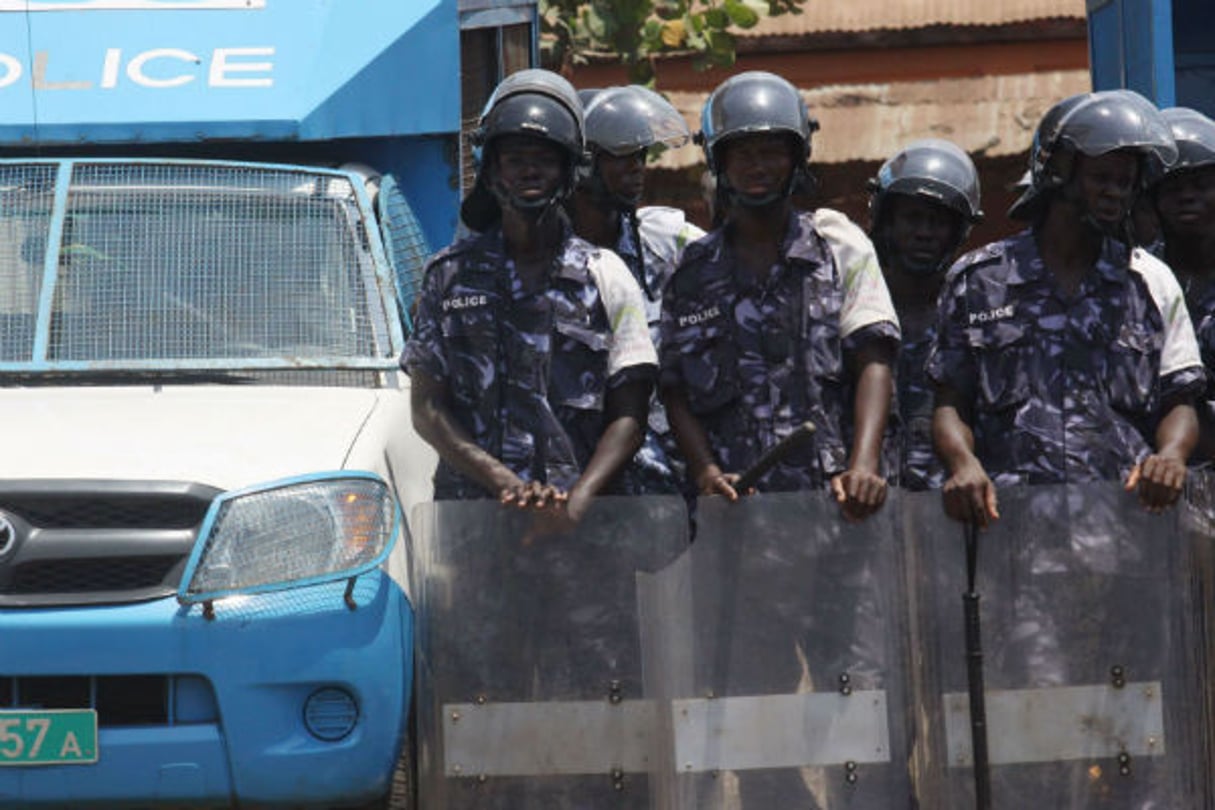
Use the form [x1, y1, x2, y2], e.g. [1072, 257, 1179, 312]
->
[733, 421, 817, 492]
[963, 521, 992, 810]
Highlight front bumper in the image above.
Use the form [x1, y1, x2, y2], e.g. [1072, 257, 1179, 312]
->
[0, 571, 412, 809]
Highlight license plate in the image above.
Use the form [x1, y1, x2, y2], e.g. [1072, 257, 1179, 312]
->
[0, 709, 98, 766]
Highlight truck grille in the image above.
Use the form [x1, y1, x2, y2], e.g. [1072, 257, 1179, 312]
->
[0, 674, 217, 727]
[0, 481, 222, 607]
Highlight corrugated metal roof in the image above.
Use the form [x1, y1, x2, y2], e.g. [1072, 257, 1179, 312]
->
[652, 68, 1092, 168]
[741, 0, 1087, 36]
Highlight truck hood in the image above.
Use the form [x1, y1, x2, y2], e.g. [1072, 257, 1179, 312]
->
[0, 386, 387, 490]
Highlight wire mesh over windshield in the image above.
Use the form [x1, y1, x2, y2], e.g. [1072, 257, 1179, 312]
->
[0, 160, 398, 368]
[0, 164, 56, 363]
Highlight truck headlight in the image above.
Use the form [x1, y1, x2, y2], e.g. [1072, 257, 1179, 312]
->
[178, 472, 400, 604]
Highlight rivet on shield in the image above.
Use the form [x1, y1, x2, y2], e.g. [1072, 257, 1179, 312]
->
[838, 672, 852, 696]
[608, 679, 623, 704]
[845, 761, 859, 784]
[611, 767, 625, 790]
[475, 694, 488, 705]
[450, 710, 461, 722]
[1110, 664, 1126, 689]
[1117, 751, 1132, 776]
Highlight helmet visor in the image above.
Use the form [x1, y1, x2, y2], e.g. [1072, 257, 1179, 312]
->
[1060, 90, 1178, 167]
[584, 86, 691, 156]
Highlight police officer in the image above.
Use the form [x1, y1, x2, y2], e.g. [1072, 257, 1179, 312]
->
[868, 138, 982, 490]
[1153, 107, 1215, 459]
[659, 70, 899, 520]
[567, 84, 706, 494]
[930, 90, 1203, 525]
[402, 69, 657, 521]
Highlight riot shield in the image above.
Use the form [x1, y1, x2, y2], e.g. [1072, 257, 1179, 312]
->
[903, 482, 1211, 809]
[639, 491, 913, 809]
[411, 495, 689, 809]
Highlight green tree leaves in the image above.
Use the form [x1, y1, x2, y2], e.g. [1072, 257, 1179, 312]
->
[540, 0, 805, 85]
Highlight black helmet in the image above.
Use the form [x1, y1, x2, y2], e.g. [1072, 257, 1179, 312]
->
[1158, 107, 1215, 177]
[870, 139, 983, 226]
[461, 69, 586, 231]
[697, 71, 817, 208]
[869, 139, 982, 275]
[585, 85, 691, 157]
[578, 85, 691, 208]
[577, 88, 603, 109]
[1010, 90, 1177, 221]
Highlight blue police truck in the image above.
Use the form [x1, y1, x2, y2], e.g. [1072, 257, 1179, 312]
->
[0, 1, 537, 807]
[1088, 0, 1215, 114]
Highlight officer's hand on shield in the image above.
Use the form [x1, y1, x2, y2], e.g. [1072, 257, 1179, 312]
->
[831, 468, 887, 523]
[695, 463, 745, 501]
[942, 457, 1000, 527]
[1125, 453, 1186, 513]
[500, 478, 569, 511]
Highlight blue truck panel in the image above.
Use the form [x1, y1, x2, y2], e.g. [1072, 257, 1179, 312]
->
[1088, 0, 1214, 117]
[1, 574, 412, 808]
[0, 0, 461, 144]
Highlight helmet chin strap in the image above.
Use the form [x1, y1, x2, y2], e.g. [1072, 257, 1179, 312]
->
[718, 163, 806, 210]
[489, 167, 573, 226]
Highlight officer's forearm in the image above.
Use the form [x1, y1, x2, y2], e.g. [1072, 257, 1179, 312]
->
[572, 416, 644, 501]
[932, 400, 979, 475]
[661, 384, 719, 480]
[570, 378, 650, 500]
[1155, 401, 1198, 463]
[849, 356, 893, 474]
[410, 373, 520, 496]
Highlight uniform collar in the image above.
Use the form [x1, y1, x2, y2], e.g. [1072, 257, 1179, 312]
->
[614, 212, 639, 259]
[1001, 228, 1130, 287]
[708, 209, 829, 270]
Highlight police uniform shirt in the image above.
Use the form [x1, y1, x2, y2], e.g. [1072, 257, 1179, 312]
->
[927, 229, 1204, 485]
[659, 208, 900, 491]
[613, 206, 707, 494]
[402, 227, 655, 499]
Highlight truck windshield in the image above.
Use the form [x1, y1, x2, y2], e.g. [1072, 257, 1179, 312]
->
[0, 160, 400, 377]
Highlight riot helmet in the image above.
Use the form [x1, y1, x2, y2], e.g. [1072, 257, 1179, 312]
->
[1158, 107, 1215, 176]
[577, 88, 603, 109]
[1010, 90, 1177, 223]
[579, 85, 691, 208]
[869, 139, 983, 275]
[698, 71, 817, 208]
[1151, 107, 1215, 242]
[461, 69, 586, 231]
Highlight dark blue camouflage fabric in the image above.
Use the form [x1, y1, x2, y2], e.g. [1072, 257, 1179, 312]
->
[927, 229, 1205, 485]
[402, 225, 654, 500]
[614, 208, 706, 494]
[659, 209, 900, 492]
[894, 323, 945, 490]
[1185, 281, 1215, 392]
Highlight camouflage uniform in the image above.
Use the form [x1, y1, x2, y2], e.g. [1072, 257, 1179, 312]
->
[659, 208, 900, 491]
[402, 225, 657, 500]
[615, 206, 706, 494]
[927, 229, 1204, 485]
[895, 323, 945, 490]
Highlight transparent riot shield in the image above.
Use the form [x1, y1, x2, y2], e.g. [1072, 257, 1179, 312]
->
[904, 482, 1211, 809]
[639, 491, 913, 809]
[411, 495, 689, 809]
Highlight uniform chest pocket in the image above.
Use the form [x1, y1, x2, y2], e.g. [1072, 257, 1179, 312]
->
[1107, 324, 1159, 413]
[675, 321, 740, 415]
[551, 319, 611, 411]
[970, 320, 1034, 411]
[441, 311, 499, 398]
